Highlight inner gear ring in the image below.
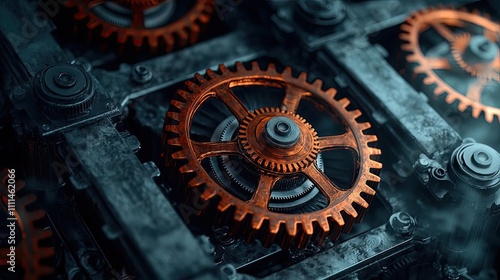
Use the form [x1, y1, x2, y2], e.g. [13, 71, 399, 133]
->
[208, 116, 322, 205]
[239, 107, 320, 174]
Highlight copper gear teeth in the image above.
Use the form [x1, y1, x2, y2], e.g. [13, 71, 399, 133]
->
[400, 7, 500, 123]
[163, 62, 382, 248]
[0, 170, 55, 279]
[65, 0, 215, 53]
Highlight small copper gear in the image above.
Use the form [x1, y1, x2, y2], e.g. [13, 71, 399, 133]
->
[239, 107, 320, 173]
[452, 32, 499, 81]
[0, 169, 55, 279]
[400, 7, 500, 123]
[65, 0, 215, 53]
[163, 62, 382, 248]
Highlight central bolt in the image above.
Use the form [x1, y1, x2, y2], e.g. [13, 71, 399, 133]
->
[467, 35, 498, 63]
[472, 150, 492, 168]
[389, 212, 415, 237]
[275, 121, 291, 136]
[54, 72, 77, 88]
[264, 116, 300, 148]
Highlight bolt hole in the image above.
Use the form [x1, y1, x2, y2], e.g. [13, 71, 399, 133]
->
[59, 72, 73, 83]
[433, 168, 446, 178]
[276, 121, 291, 134]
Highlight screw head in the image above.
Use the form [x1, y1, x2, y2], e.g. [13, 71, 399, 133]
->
[54, 72, 77, 88]
[132, 65, 153, 83]
[433, 167, 446, 179]
[13, 88, 26, 100]
[296, 0, 346, 27]
[389, 212, 415, 237]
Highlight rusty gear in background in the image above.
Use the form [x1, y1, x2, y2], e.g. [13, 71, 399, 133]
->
[162, 62, 382, 248]
[65, 0, 215, 53]
[0, 169, 55, 279]
[115, 0, 167, 8]
[400, 7, 500, 123]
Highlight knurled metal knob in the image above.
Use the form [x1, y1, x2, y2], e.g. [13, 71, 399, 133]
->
[34, 64, 95, 119]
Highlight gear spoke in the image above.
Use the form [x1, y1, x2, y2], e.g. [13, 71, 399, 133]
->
[281, 85, 308, 113]
[248, 173, 281, 208]
[87, 0, 106, 8]
[432, 22, 456, 42]
[131, 9, 146, 29]
[215, 85, 250, 122]
[465, 79, 485, 102]
[318, 131, 357, 151]
[426, 57, 452, 70]
[493, 56, 500, 70]
[192, 141, 240, 160]
[303, 164, 345, 204]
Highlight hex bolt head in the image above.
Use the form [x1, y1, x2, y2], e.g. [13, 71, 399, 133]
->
[132, 65, 153, 84]
[296, 0, 346, 28]
[389, 212, 415, 237]
[432, 167, 447, 179]
[443, 265, 460, 280]
[13, 88, 26, 100]
[220, 264, 237, 280]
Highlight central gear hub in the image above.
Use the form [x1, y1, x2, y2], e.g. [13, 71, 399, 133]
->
[239, 108, 319, 173]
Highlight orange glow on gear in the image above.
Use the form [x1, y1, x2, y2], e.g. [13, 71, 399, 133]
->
[400, 7, 500, 123]
[162, 62, 382, 248]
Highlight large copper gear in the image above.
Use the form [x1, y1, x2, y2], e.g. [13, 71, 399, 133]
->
[162, 62, 382, 248]
[0, 169, 55, 279]
[400, 7, 500, 123]
[65, 0, 215, 53]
